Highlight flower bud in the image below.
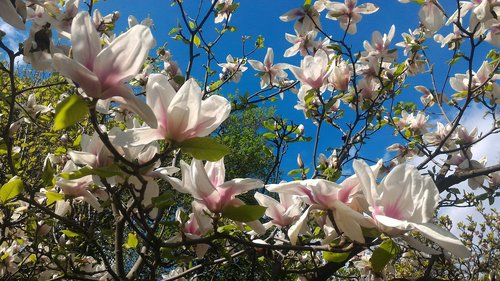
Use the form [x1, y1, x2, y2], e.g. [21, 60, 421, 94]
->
[297, 153, 304, 169]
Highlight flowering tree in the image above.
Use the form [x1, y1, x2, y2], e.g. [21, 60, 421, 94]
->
[0, 0, 499, 280]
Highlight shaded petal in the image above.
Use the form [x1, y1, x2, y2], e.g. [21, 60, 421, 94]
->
[71, 12, 100, 69]
[107, 85, 157, 128]
[402, 235, 441, 256]
[193, 95, 231, 137]
[146, 74, 176, 129]
[94, 25, 156, 89]
[52, 53, 101, 98]
[247, 60, 265, 71]
[288, 206, 311, 245]
[113, 127, 163, 147]
[0, 0, 25, 30]
[68, 151, 97, 167]
[412, 222, 471, 258]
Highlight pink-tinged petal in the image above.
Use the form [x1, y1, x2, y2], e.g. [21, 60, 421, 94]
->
[264, 47, 274, 67]
[166, 161, 192, 194]
[146, 74, 176, 129]
[68, 151, 97, 167]
[71, 12, 101, 69]
[169, 79, 202, 132]
[247, 60, 265, 72]
[352, 160, 377, 207]
[332, 200, 374, 243]
[267, 181, 315, 205]
[53, 53, 101, 98]
[288, 206, 311, 245]
[94, 24, 156, 89]
[165, 105, 190, 142]
[254, 192, 286, 225]
[106, 85, 157, 128]
[0, 0, 25, 30]
[192, 95, 231, 137]
[205, 159, 226, 187]
[114, 127, 163, 147]
[218, 178, 263, 202]
[411, 223, 471, 258]
[310, 180, 342, 209]
[192, 159, 219, 209]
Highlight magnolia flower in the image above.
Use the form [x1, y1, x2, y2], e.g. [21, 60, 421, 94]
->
[218, 54, 247, 83]
[280, 1, 326, 33]
[415, 0, 445, 34]
[56, 161, 104, 212]
[169, 202, 211, 257]
[284, 30, 317, 57]
[414, 85, 436, 107]
[0, 0, 26, 30]
[117, 74, 230, 145]
[450, 61, 499, 102]
[485, 22, 500, 47]
[214, 0, 235, 24]
[328, 59, 352, 92]
[167, 158, 265, 234]
[69, 130, 114, 168]
[169, 158, 263, 213]
[290, 49, 331, 90]
[423, 122, 454, 148]
[267, 179, 375, 244]
[325, 0, 379, 34]
[353, 160, 470, 258]
[361, 25, 397, 62]
[247, 48, 289, 89]
[53, 11, 157, 127]
[254, 192, 302, 228]
[128, 15, 153, 28]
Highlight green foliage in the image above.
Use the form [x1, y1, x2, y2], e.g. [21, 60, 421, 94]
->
[53, 95, 88, 130]
[221, 205, 266, 222]
[215, 107, 276, 180]
[0, 177, 24, 203]
[371, 238, 400, 273]
[179, 137, 230, 161]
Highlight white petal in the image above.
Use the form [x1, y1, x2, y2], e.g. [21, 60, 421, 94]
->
[288, 206, 311, 245]
[52, 54, 101, 98]
[412, 223, 471, 258]
[71, 12, 101, 69]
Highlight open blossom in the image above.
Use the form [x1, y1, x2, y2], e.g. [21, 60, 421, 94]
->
[399, 0, 445, 34]
[214, 0, 235, 24]
[267, 179, 375, 244]
[248, 48, 289, 89]
[328, 59, 352, 92]
[118, 74, 230, 145]
[353, 160, 471, 258]
[290, 49, 331, 90]
[284, 30, 317, 57]
[423, 122, 454, 148]
[325, 0, 379, 34]
[361, 25, 397, 62]
[450, 61, 499, 102]
[167, 158, 265, 234]
[280, 1, 326, 33]
[254, 192, 302, 228]
[53, 11, 157, 127]
[218, 54, 247, 83]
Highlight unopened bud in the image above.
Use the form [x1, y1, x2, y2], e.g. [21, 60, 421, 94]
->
[297, 124, 304, 136]
[297, 153, 304, 169]
[60, 134, 68, 144]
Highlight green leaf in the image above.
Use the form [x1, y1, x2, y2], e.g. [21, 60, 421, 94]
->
[371, 239, 399, 273]
[46, 191, 65, 205]
[0, 177, 24, 203]
[42, 157, 55, 188]
[193, 35, 201, 47]
[61, 229, 80, 237]
[125, 232, 138, 249]
[53, 95, 88, 131]
[221, 205, 266, 222]
[323, 251, 350, 262]
[180, 137, 230, 161]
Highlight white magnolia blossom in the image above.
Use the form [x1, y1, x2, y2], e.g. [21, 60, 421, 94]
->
[248, 48, 289, 89]
[325, 0, 379, 34]
[353, 160, 471, 258]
